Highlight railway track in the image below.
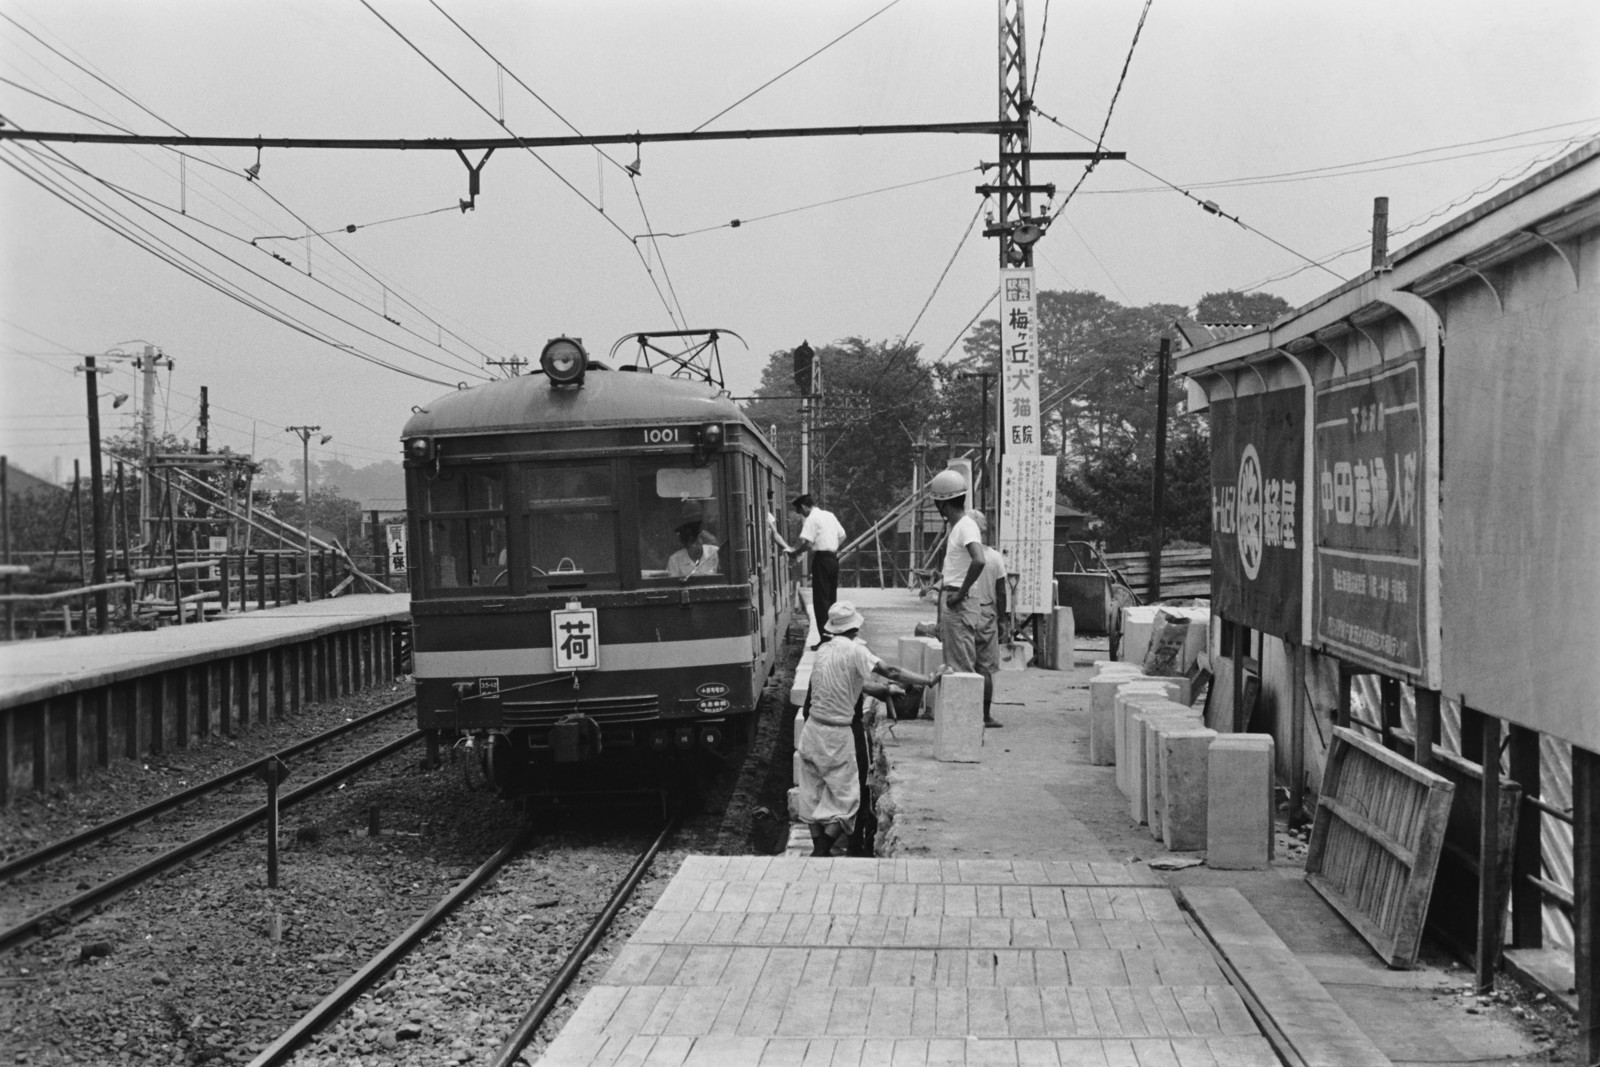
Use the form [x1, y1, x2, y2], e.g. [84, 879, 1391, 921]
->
[246, 817, 679, 1067]
[0, 694, 421, 953]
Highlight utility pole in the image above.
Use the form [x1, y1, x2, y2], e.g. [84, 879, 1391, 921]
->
[77, 356, 111, 631]
[485, 357, 527, 377]
[1148, 337, 1171, 601]
[286, 426, 330, 599]
[792, 342, 815, 498]
[198, 386, 209, 454]
[955, 371, 997, 512]
[134, 345, 172, 555]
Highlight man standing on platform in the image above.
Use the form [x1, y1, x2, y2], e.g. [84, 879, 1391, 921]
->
[967, 509, 1007, 728]
[788, 493, 845, 638]
[929, 469, 988, 709]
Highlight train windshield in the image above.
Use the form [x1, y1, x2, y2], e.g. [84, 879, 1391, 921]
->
[425, 467, 508, 590]
[523, 463, 618, 589]
[636, 457, 726, 583]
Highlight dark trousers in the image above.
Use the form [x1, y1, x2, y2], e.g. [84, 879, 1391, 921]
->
[849, 699, 876, 857]
[811, 550, 839, 635]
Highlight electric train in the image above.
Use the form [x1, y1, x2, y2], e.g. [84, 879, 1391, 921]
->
[400, 332, 788, 801]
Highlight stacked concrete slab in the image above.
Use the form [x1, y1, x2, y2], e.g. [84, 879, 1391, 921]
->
[1120, 604, 1211, 672]
[1114, 684, 1182, 792]
[1129, 705, 1200, 825]
[1161, 727, 1219, 850]
[1207, 733, 1276, 869]
[1088, 664, 1145, 765]
[1145, 715, 1208, 839]
[933, 671, 984, 762]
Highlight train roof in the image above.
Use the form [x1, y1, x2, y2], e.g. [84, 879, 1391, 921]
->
[402, 366, 751, 440]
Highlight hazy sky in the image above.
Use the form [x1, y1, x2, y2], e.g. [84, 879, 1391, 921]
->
[3, 0, 1596, 483]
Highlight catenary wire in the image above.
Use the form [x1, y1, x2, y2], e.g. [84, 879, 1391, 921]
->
[1, 22, 511, 373]
[1048, 0, 1153, 220]
[691, 0, 904, 132]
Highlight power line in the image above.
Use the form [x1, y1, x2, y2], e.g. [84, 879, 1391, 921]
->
[2, 142, 468, 388]
[1035, 106, 1345, 284]
[1, 18, 513, 373]
[1049, 0, 1153, 221]
[692, 0, 904, 132]
[636, 166, 979, 239]
[1029, 0, 1052, 100]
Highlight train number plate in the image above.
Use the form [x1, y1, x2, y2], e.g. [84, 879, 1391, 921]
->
[551, 607, 599, 671]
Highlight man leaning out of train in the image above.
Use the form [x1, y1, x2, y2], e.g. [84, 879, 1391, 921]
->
[798, 600, 944, 857]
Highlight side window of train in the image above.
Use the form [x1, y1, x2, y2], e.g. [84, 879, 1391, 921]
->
[523, 463, 617, 589]
[637, 457, 724, 582]
[426, 466, 508, 592]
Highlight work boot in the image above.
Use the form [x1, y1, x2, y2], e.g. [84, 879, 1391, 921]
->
[984, 718, 1004, 728]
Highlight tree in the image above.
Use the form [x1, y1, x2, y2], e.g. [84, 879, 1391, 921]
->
[742, 337, 940, 545]
[1195, 290, 1293, 325]
[1064, 415, 1211, 552]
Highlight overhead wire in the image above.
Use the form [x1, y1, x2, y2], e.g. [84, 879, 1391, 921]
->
[358, 0, 685, 330]
[2, 10, 512, 373]
[1028, 0, 1051, 100]
[1, 142, 467, 388]
[1035, 106, 1346, 284]
[15, 139, 486, 382]
[635, 166, 979, 239]
[1047, 0, 1153, 221]
[691, 0, 904, 132]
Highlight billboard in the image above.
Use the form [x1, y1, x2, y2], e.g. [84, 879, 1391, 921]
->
[998, 453, 1057, 614]
[1313, 357, 1426, 679]
[1210, 387, 1305, 637]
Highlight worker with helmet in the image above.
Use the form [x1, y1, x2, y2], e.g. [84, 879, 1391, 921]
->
[929, 469, 1001, 726]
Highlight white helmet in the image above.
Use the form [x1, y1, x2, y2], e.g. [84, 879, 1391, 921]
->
[929, 469, 967, 501]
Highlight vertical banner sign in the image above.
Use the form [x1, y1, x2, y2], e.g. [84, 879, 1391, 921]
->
[386, 523, 408, 574]
[1314, 357, 1426, 679]
[999, 267, 1041, 453]
[999, 454, 1057, 614]
[1209, 387, 1305, 637]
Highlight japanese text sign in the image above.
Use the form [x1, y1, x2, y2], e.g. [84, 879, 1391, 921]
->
[1314, 358, 1426, 678]
[1210, 387, 1305, 637]
[551, 605, 599, 671]
[999, 267, 1041, 454]
[999, 454, 1057, 614]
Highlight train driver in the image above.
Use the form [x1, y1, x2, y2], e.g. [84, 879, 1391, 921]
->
[667, 513, 720, 580]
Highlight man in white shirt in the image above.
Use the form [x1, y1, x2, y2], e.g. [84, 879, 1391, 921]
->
[967, 510, 1007, 727]
[798, 600, 943, 856]
[787, 493, 845, 637]
[929, 469, 987, 689]
[666, 518, 720, 580]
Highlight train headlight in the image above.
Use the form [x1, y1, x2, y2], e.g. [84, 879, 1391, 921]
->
[697, 423, 724, 452]
[541, 337, 588, 386]
[405, 437, 434, 462]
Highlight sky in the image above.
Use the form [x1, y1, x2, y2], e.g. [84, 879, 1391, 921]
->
[2, 0, 1597, 486]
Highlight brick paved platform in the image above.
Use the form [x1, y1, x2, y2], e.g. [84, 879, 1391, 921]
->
[538, 856, 1278, 1066]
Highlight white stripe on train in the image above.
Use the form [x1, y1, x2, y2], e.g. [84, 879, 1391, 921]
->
[413, 635, 756, 678]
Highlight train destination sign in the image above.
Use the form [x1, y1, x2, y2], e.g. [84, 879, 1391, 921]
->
[1209, 386, 1304, 638]
[551, 605, 599, 671]
[1313, 357, 1426, 679]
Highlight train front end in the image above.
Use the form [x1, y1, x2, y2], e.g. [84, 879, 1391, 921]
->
[400, 340, 785, 800]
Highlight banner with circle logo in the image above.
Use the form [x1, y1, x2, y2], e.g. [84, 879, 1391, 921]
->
[1209, 387, 1305, 637]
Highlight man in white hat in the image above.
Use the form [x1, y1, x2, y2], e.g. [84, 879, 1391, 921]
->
[798, 600, 943, 857]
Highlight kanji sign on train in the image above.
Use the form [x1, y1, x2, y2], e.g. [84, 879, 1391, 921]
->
[1314, 357, 1426, 679]
[551, 606, 599, 671]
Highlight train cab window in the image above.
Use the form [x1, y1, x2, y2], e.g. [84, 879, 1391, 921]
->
[637, 458, 725, 582]
[523, 463, 618, 588]
[424, 467, 508, 591]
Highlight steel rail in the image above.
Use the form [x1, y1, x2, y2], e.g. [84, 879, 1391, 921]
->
[247, 828, 531, 1067]
[490, 815, 681, 1067]
[0, 694, 415, 882]
[0, 731, 423, 954]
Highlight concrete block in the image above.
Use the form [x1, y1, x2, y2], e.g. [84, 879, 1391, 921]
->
[1119, 605, 1211, 672]
[1092, 673, 1148, 768]
[919, 637, 944, 719]
[787, 785, 803, 821]
[1160, 728, 1217, 851]
[1112, 685, 1174, 791]
[1144, 713, 1204, 838]
[999, 640, 1032, 671]
[1206, 734, 1275, 869]
[1132, 708, 1199, 824]
[934, 672, 984, 762]
[898, 636, 926, 674]
[1041, 607, 1075, 670]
